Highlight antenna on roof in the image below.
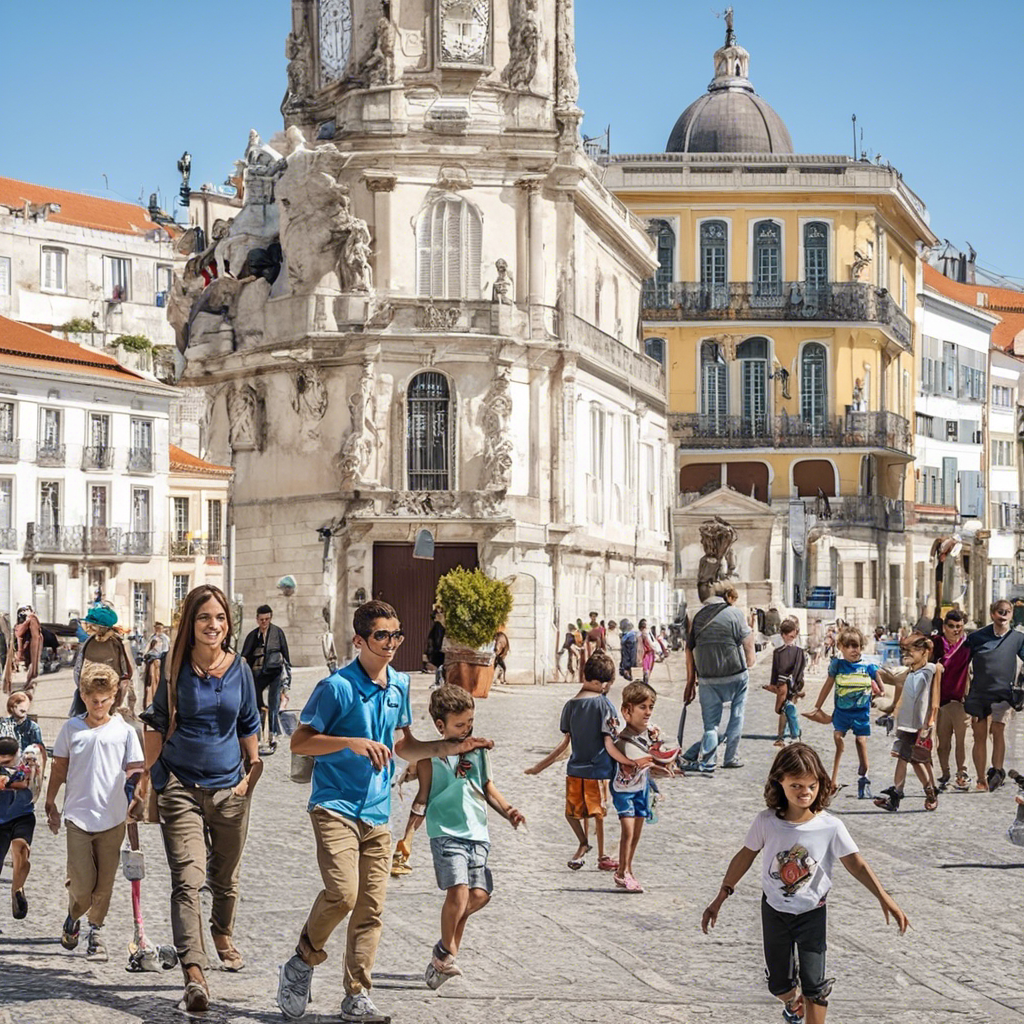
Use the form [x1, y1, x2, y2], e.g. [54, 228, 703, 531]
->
[851, 114, 857, 160]
[102, 173, 109, 190]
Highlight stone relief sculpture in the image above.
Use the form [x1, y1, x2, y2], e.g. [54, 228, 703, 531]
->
[292, 365, 329, 449]
[227, 383, 263, 453]
[481, 366, 514, 492]
[502, 0, 540, 91]
[554, 0, 582, 147]
[281, 21, 313, 116]
[341, 220, 373, 293]
[362, 12, 398, 87]
[697, 516, 738, 600]
[339, 361, 379, 485]
[491, 259, 513, 304]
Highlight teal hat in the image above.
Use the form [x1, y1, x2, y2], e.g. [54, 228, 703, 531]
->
[85, 606, 118, 629]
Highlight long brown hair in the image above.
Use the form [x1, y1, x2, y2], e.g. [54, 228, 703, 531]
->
[167, 585, 234, 720]
[764, 742, 833, 819]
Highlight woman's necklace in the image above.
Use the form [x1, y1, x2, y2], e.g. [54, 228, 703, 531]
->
[192, 646, 228, 679]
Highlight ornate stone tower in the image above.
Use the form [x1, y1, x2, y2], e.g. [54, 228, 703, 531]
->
[178, 0, 670, 676]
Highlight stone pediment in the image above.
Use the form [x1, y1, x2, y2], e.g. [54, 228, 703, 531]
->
[678, 486, 775, 521]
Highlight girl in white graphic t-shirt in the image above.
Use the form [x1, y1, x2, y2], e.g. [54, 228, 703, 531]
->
[701, 743, 908, 1023]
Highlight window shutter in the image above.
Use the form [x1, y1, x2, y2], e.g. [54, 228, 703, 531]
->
[960, 470, 984, 517]
[416, 210, 432, 295]
[466, 205, 482, 299]
[942, 457, 957, 507]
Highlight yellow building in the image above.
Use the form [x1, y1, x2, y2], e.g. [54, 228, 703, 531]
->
[603, 22, 937, 629]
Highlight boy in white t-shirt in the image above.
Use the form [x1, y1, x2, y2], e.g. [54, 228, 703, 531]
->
[45, 663, 144, 962]
[701, 743, 907, 1023]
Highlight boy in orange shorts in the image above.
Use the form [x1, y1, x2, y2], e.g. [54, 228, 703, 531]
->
[526, 652, 645, 871]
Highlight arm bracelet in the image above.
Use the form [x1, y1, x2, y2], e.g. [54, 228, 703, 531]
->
[720, 884, 735, 896]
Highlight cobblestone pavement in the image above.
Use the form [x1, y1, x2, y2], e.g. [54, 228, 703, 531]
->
[4, 651, 1024, 1024]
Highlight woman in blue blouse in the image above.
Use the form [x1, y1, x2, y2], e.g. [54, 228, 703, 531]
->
[141, 585, 261, 1013]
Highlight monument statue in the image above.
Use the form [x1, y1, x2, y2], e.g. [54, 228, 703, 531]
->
[491, 259, 513, 304]
[362, 12, 397, 87]
[502, 0, 541, 91]
[697, 515, 738, 600]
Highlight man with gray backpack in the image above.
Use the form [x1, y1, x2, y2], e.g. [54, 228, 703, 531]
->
[679, 582, 756, 773]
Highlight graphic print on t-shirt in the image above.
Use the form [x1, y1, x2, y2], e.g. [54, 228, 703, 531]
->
[770, 844, 818, 898]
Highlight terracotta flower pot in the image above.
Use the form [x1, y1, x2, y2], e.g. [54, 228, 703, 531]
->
[442, 638, 496, 698]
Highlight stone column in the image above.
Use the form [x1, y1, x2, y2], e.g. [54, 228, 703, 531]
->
[362, 172, 397, 294]
[517, 177, 545, 307]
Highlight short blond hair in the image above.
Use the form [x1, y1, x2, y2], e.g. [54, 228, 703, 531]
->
[80, 662, 119, 697]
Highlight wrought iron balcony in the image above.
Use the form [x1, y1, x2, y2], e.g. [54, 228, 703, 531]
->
[32, 525, 83, 553]
[127, 447, 154, 473]
[0, 438, 18, 462]
[805, 493, 906, 533]
[85, 526, 122, 555]
[82, 445, 113, 470]
[170, 536, 226, 561]
[670, 410, 911, 453]
[27, 524, 153, 557]
[643, 281, 913, 350]
[0, 527, 16, 549]
[36, 442, 66, 467]
[123, 531, 154, 556]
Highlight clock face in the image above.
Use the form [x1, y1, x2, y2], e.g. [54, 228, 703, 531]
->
[440, 0, 490, 65]
[319, 0, 353, 83]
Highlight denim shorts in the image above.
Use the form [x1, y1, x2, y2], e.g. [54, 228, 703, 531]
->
[430, 836, 493, 893]
[831, 705, 871, 737]
[610, 783, 652, 819]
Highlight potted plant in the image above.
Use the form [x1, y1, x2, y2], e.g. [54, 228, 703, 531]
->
[435, 567, 513, 698]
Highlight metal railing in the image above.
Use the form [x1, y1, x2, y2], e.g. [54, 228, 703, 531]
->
[32, 525, 83, 553]
[642, 281, 913, 350]
[563, 312, 666, 394]
[36, 442, 66, 467]
[807, 494, 906, 532]
[169, 537, 225, 560]
[123, 531, 154, 556]
[0, 438, 18, 462]
[127, 447, 154, 473]
[670, 410, 911, 453]
[85, 526, 122, 554]
[82, 445, 113, 470]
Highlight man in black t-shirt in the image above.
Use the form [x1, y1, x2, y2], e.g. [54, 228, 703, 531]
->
[965, 599, 1024, 791]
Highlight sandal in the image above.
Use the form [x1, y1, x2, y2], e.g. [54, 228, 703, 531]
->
[873, 786, 902, 812]
[622, 872, 644, 893]
[954, 769, 970, 791]
[183, 979, 210, 1012]
[215, 944, 245, 971]
[597, 855, 618, 871]
[924, 785, 938, 812]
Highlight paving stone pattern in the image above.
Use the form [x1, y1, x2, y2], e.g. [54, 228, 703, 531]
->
[3, 652, 1024, 1023]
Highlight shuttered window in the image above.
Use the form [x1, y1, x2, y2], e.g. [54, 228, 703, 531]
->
[701, 341, 727, 429]
[804, 222, 828, 288]
[800, 343, 827, 431]
[416, 196, 482, 299]
[738, 337, 768, 435]
[753, 221, 781, 296]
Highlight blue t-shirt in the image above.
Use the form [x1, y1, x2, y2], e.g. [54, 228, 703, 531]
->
[559, 692, 620, 779]
[149, 656, 261, 791]
[828, 658, 878, 711]
[0, 767, 33, 824]
[0, 716, 43, 754]
[302, 658, 412, 826]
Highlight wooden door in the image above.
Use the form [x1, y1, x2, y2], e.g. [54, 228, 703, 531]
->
[371, 542, 478, 672]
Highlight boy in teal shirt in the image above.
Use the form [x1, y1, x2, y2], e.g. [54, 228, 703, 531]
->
[421, 685, 524, 990]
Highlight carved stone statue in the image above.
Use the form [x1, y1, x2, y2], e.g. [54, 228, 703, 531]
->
[282, 23, 312, 115]
[292, 365, 328, 449]
[362, 13, 397, 87]
[723, 6, 735, 46]
[481, 366, 514, 492]
[491, 259, 513, 304]
[227, 383, 261, 453]
[341, 220, 373, 293]
[555, 0, 580, 107]
[340, 362, 379, 486]
[697, 515, 738, 600]
[502, 0, 541, 91]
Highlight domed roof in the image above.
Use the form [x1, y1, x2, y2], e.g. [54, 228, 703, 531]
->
[667, 28, 793, 155]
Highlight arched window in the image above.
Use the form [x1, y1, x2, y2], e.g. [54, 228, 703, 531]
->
[407, 372, 452, 491]
[700, 220, 728, 308]
[648, 219, 675, 287]
[800, 343, 828, 432]
[753, 220, 781, 297]
[415, 196, 482, 299]
[644, 337, 666, 364]
[804, 222, 829, 289]
[737, 336, 768, 436]
[700, 340, 727, 430]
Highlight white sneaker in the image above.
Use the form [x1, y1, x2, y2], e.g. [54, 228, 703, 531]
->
[339, 991, 390, 1021]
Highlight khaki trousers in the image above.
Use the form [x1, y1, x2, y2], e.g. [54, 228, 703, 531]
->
[65, 820, 126, 926]
[157, 773, 251, 970]
[937, 699, 969, 776]
[297, 809, 391, 995]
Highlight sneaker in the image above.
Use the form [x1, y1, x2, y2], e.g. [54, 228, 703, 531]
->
[277, 954, 314, 1020]
[12, 888, 27, 920]
[937, 774, 951, 792]
[988, 767, 1006, 793]
[857, 775, 872, 800]
[722, 760, 744, 769]
[782, 1003, 804, 1023]
[86, 924, 108, 962]
[873, 786, 902, 812]
[340, 991, 391, 1021]
[60, 914, 80, 950]
[424, 947, 462, 991]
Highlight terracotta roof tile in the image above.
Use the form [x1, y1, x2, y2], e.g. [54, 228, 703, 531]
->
[169, 444, 233, 477]
[0, 315, 148, 383]
[0, 176, 170, 238]
[924, 263, 1024, 351]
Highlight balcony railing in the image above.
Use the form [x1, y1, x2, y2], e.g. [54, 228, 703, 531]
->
[127, 447, 154, 473]
[82, 445, 113, 470]
[123, 531, 154, 556]
[643, 281, 913, 350]
[806, 494, 906, 533]
[170, 536, 225, 561]
[563, 312, 666, 396]
[0, 438, 18, 462]
[85, 526, 122, 554]
[28, 525, 154, 557]
[671, 410, 911, 453]
[0, 527, 16, 549]
[36, 442, 66, 467]
[32, 525, 84, 553]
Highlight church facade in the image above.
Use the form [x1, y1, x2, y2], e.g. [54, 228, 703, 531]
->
[176, 0, 671, 676]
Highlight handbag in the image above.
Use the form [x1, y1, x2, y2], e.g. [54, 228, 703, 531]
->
[1011, 673, 1024, 713]
[264, 649, 285, 673]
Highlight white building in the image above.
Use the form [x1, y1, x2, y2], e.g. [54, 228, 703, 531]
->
[0, 316, 177, 629]
[988, 345, 1022, 605]
[177, 0, 672, 677]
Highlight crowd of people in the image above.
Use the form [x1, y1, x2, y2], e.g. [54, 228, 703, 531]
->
[0, 583, 1021, 1023]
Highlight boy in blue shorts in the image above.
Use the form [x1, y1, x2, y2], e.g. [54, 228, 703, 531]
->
[276, 601, 493, 1024]
[0, 735, 35, 920]
[419, 685, 524, 990]
[812, 626, 879, 797]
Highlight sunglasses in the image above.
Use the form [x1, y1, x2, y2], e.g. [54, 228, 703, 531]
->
[365, 629, 405, 644]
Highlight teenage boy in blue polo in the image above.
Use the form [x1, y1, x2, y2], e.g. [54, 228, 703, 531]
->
[277, 601, 493, 1023]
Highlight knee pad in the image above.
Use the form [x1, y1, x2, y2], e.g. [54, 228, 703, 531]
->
[805, 976, 835, 1006]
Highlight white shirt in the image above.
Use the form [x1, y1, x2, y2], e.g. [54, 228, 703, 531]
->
[896, 664, 935, 733]
[53, 714, 143, 833]
[744, 809, 858, 915]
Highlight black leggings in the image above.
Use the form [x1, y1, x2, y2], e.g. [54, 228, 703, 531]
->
[761, 896, 832, 1003]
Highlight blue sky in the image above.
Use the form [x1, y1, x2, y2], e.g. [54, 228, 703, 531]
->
[2, 1, 1021, 283]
